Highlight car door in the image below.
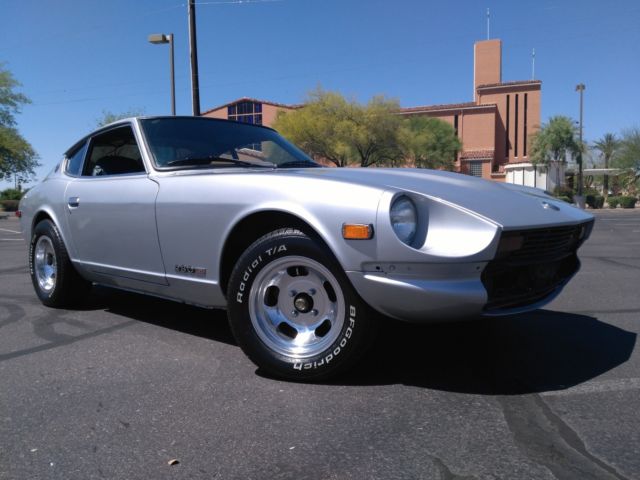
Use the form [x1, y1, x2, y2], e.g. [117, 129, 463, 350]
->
[65, 123, 167, 286]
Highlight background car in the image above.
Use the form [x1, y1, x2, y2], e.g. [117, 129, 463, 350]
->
[20, 116, 594, 380]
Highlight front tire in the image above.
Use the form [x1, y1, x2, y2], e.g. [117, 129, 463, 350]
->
[29, 219, 91, 308]
[227, 228, 376, 381]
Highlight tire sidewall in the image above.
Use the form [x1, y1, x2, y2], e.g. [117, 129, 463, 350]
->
[228, 230, 368, 379]
[29, 220, 64, 305]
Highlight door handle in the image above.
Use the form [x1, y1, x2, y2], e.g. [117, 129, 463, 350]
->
[68, 197, 80, 208]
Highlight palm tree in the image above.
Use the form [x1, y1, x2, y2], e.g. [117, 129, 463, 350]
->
[593, 133, 619, 198]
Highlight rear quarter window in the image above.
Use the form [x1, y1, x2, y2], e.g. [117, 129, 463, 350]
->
[65, 141, 88, 176]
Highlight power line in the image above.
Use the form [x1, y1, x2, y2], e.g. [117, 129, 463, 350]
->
[197, 0, 284, 5]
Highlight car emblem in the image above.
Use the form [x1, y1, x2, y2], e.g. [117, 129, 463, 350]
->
[175, 264, 207, 277]
[541, 200, 560, 211]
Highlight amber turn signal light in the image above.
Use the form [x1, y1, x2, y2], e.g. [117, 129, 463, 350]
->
[342, 223, 374, 240]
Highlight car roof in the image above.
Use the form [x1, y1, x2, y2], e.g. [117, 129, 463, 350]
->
[65, 116, 277, 157]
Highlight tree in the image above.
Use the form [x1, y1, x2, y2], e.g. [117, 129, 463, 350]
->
[95, 108, 146, 128]
[529, 115, 580, 190]
[274, 90, 351, 167]
[613, 127, 640, 195]
[0, 126, 39, 187]
[0, 63, 30, 128]
[274, 88, 403, 167]
[398, 116, 461, 170]
[593, 133, 619, 197]
[0, 63, 39, 188]
[349, 95, 403, 167]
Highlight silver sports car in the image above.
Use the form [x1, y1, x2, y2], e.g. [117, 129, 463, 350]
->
[19, 116, 594, 379]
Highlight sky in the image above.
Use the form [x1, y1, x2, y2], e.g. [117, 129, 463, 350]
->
[1, 0, 639, 188]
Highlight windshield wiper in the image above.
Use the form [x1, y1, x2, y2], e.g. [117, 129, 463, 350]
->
[165, 156, 275, 169]
[276, 160, 319, 169]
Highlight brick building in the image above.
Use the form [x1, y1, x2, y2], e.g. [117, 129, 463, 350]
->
[203, 39, 552, 187]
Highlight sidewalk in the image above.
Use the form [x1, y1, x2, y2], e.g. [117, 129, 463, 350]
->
[589, 207, 640, 215]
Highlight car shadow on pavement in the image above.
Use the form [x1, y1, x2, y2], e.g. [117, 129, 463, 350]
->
[87, 286, 236, 347]
[335, 309, 636, 395]
[82, 288, 636, 394]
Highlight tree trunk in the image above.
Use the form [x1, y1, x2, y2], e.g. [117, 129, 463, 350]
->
[603, 154, 609, 198]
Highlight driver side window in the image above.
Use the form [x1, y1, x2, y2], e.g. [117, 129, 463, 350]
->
[82, 125, 145, 177]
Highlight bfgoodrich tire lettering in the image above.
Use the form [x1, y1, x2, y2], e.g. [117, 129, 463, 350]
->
[29, 219, 91, 308]
[227, 228, 376, 380]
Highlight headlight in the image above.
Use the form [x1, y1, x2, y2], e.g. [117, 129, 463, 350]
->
[390, 195, 417, 245]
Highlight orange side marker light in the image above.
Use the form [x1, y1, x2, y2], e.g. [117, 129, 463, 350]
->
[342, 223, 374, 240]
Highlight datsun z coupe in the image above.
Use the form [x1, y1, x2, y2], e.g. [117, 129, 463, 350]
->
[20, 116, 594, 380]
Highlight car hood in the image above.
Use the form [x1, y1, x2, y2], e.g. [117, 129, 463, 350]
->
[282, 167, 593, 229]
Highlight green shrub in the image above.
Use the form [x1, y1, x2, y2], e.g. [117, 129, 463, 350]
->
[586, 194, 604, 209]
[0, 200, 19, 212]
[619, 196, 637, 209]
[553, 186, 574, 202]
[0, 188, 24, 201]
[607, 197, 619, 208]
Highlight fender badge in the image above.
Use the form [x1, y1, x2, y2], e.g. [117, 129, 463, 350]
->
[541, 200, 560, 211]
[175, 264, 207, 277]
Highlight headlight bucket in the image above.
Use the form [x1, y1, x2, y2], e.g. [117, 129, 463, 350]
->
[390, 195, 417, 246]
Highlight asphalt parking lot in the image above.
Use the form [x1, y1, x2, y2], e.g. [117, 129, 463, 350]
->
[1, 210, 639, 480]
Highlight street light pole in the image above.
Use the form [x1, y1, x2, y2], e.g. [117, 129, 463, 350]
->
[148, 33, 176, 116]
[576, 83, 585, 200]
[168, 33, 175, 116]
[188, 0, 201, 116]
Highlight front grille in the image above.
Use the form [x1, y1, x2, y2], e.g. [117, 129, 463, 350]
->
[482, 222, 592, 311]
[498, 224, 583, 264]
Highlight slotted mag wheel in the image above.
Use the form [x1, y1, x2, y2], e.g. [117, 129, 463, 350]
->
[34, 236, 57, 292]
[249, 256, 346, 358]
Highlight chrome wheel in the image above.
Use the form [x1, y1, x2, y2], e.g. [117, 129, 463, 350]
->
[34, 236, 57, 292]
[249, 256, 345, 359]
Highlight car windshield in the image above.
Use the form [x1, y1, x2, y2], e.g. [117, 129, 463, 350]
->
[140, 117, 319, 170]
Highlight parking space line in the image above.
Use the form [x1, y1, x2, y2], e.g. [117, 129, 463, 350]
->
[1, 238, 23, 241]
[541, 378, 640, 397]
[0, 227, 21, 234]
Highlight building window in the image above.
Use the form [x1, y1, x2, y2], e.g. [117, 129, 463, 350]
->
[514, 94, 519, 157]
[454, 114, 459, 136]
[468, 161, 482, 177]
[505, 95, 510, 156]
[228, 101, 263, 125]
[524, 93, 528, 157]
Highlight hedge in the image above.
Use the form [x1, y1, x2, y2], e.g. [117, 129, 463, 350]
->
[608, 197, 619, 208]
[619, 196, 637, 209]
[586, 194, 604, 209]
[553, 186, 574, 202]
[0, 200, 19, 212]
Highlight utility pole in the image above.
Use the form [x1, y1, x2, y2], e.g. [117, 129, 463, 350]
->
[188, 0, 201, 116]
[576, 83, 586, 203]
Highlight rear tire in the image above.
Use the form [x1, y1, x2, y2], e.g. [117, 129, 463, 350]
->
[227, 228, 376, 381]
[29, 219, 91, 308]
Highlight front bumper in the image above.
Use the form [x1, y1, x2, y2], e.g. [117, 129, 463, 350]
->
[347, 220, 592, 323]
[346, 270, 488, 322]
